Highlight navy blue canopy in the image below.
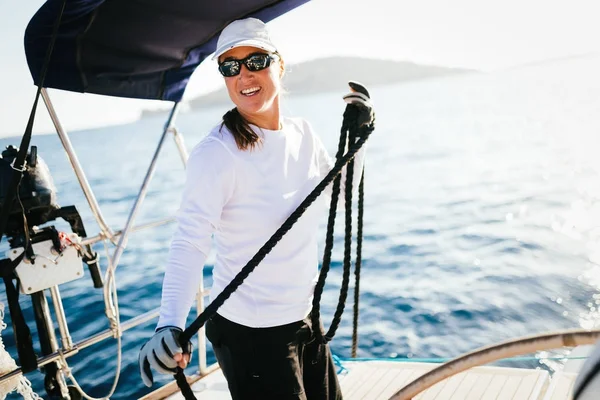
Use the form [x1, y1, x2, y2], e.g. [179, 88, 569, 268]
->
[25, 0, 310, 101]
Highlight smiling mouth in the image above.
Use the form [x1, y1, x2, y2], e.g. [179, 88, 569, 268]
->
[241, 86, 261, 96]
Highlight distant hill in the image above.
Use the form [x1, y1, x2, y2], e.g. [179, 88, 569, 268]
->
[142, 56, 474, 116]
[500, 51, 600, 71]
[188, 57, 473, 108]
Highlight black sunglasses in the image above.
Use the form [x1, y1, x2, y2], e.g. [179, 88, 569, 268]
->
[218, 53, 277, 77]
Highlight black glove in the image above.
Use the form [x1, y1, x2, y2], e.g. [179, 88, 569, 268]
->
[343, 81, 375, 129]
[138, 326, 192, 387]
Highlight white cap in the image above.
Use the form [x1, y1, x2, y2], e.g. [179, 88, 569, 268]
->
[212, 18, 277, 61]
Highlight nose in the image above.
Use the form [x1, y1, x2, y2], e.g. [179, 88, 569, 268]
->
[238, 63, 255, 79]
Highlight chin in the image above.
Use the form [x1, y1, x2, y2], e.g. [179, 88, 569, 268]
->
[239, 100, 272, 115]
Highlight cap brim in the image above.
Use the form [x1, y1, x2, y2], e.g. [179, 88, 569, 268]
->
[212, 39, 277, 60]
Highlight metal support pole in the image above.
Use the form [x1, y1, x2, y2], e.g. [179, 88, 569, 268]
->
[196, 286, 207, 375]
[36, 290, 71, 398]
[168, 119, 206, 374]
[31, 291, 61, 397]
[0, 289, 213, 386]
[0, 308, 158, 385]
[49, 286, 73, 350]
[41, 88, 116, 243]
[81, 217, 175, 247]
[108, 101, 181, 274]
[169, 127, 189, 167]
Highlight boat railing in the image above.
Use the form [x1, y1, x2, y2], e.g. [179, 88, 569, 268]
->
[0, 291, 214, 382]
[41, 89, 118, 244]
[0, 90, 215, 394]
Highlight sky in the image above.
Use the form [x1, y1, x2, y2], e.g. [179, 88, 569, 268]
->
[1, 0, 600, 137]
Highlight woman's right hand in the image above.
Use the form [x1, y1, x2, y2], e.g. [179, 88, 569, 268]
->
[138, 326, 192, 387]
[343, 81, 375, 129]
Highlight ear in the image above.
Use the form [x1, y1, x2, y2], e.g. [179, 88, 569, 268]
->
[279, 58, 285, 79]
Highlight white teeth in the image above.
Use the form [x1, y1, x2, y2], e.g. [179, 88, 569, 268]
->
[241, 87, 260, 95]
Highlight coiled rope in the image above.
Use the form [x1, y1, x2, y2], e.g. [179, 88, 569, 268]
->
[0, 303, 42, 399]
[175, 104, 374, 399]
[310, 108, 365, 351]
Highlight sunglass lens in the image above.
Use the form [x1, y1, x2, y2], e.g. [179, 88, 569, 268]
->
[218, 54, 273, 76]
[219, 61, 240, 77]
[246, 54, 271, 71]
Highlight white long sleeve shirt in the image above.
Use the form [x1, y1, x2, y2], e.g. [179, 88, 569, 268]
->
[157, 116, 366, 329]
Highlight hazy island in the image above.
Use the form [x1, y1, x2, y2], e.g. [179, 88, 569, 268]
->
[142, 56, 474, 117]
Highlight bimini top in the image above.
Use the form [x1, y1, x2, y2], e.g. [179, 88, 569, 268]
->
[25, 0, 309, 102]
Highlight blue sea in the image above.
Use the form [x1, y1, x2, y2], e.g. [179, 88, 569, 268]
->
[2, 54, 600, 399]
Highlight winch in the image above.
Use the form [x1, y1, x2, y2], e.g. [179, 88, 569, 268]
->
[0, 144, 102, 399]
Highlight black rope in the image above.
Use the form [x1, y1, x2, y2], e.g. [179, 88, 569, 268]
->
[324, 112, 358, 341]
[310, 107, 366, 347]
[310, 109, 353, 343]
[351, 169, 364, 357]
[174, 105, 373, 399]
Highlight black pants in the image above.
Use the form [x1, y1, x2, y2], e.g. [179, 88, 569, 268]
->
[205, 313, 343, 400]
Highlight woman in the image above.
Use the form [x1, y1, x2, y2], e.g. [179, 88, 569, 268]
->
[139, 17, 374, 399]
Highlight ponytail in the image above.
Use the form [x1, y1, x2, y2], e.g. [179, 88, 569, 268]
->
[220, 108, 261, 151]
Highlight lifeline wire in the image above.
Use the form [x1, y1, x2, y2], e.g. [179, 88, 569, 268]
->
[61, 239, 123, 400]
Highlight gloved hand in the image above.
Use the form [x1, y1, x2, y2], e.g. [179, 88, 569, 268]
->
[343, 81, 375, 129]
[138, 326, 192, 387]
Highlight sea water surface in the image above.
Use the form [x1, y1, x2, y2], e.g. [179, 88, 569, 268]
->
[2, 55, 600, 399]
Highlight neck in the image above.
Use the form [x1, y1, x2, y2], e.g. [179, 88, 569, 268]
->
[239, 99, 281, 130]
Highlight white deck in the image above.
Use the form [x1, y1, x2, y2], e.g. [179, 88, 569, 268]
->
[338, 361, 549, 400]
[541, 372, 577, 400]
[142, 360, 578, 400]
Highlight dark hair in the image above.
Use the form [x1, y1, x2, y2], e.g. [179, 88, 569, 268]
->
[220, 108, 261, 151]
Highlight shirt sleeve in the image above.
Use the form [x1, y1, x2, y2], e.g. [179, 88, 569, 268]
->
[157, 138, 235, 329]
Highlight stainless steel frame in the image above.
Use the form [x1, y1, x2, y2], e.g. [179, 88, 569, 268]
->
[0, 91, 215, 391]
[0, 309, 159, 385]
[81, 218, 175, 247]
[49, 286, 73, 350]
[37, 291, 71, 397]
[108, 102, 181, 273]
[41, 89, 116, 243]
[0, 288, 211, 386]
[196, 283, 208, 374]
[169, 126, 189, 167]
